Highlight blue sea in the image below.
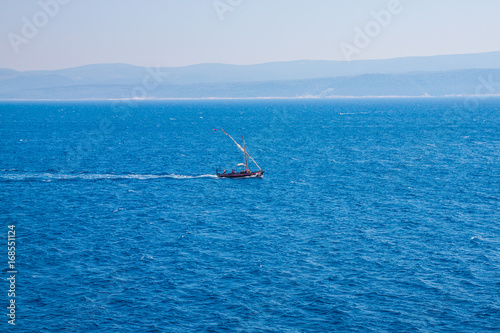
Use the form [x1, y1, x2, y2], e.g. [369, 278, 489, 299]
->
[1, 98, 499, 332]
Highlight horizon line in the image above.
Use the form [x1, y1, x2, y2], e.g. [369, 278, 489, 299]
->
[2, 94, 500, 102]
[3, 50, 500, 72]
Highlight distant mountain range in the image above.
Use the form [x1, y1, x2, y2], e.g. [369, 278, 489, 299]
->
[1, 51, 500, 99]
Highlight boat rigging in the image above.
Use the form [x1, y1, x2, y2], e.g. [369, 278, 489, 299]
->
[216, 129, 264, 179]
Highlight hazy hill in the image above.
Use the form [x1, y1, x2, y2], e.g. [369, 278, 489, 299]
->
[1, 52, 500, 99]
[1, 69, 499, 100]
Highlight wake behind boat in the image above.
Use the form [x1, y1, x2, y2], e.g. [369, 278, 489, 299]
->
[216, 129, 264, 179]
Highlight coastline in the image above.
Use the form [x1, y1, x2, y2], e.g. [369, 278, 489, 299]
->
[1, 94, 500, 102]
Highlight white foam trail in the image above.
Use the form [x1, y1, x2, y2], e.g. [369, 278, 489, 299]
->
[0, 173, 218, 181]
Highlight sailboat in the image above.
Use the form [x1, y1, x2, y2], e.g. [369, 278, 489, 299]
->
[216, 129, 264, 178]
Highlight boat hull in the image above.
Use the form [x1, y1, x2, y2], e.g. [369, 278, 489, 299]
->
[217, 170, 264, 179]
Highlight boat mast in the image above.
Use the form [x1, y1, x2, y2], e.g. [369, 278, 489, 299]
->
[242, 136, 250, 172]
[220, 129, 262, 171]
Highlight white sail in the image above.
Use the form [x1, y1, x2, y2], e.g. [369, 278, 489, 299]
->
[221, 129, 245, 153]
[220, 129, 262, 170]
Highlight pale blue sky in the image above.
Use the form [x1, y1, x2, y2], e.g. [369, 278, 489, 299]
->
[1, 0, 500, 70]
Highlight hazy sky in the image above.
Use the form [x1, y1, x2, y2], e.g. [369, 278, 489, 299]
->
[1, 0, 500, 70]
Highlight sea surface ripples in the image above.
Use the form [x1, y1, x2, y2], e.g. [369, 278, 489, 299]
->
[1, 98, 499, 332]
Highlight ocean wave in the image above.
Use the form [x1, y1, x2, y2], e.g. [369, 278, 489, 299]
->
[0, 173, 218, 181]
